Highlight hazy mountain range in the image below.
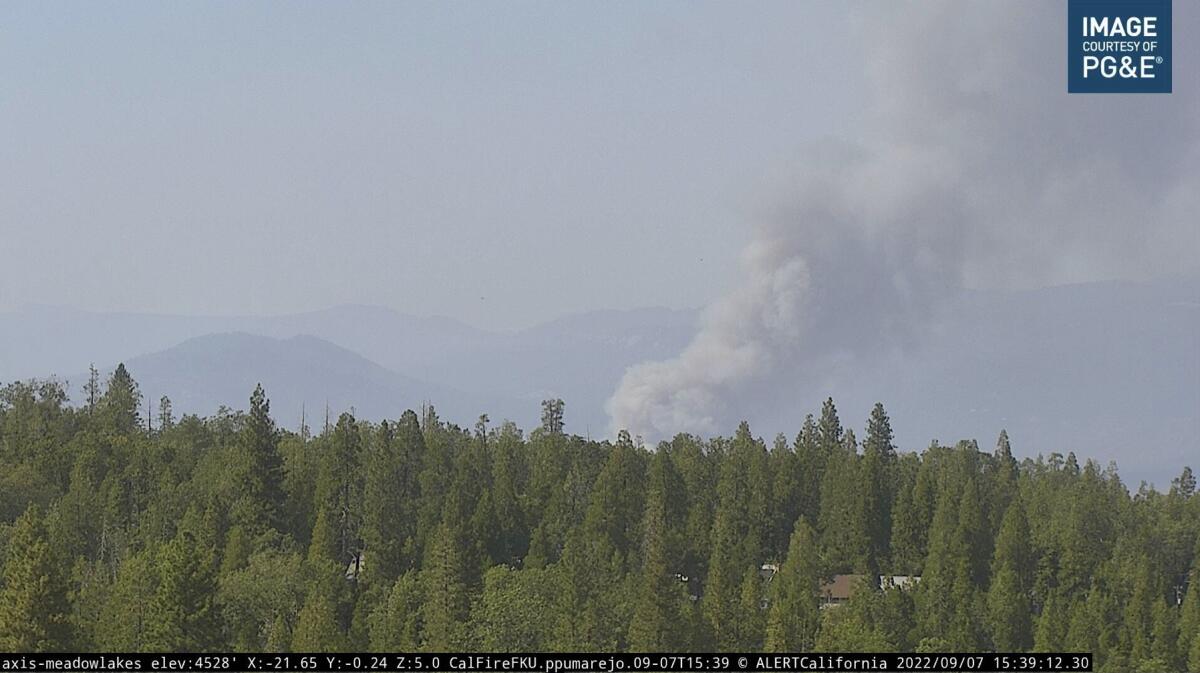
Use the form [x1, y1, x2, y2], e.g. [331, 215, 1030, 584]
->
[1, 276, 1196, 487]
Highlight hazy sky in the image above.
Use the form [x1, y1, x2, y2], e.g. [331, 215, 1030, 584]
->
[3, 2, 1196, 331]
[1, 2, 872, 330]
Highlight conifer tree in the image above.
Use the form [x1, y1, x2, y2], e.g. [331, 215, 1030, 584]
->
[421, 522, 469, 651]
[703, 422, 769, 649]
[96, 549, 156, 650]
[235, 384, 285, 531]
[0, 505, 74, 651]
[628, 466, 689, 651]
[1063, 588, 1100, 657]
[488, 421, 528, 565]
[793, 414, 823, 526]
[817, 398, 843, 450]
[540, 398, 565, 435]
[308, 507, 340, 565]
[988, 501, 1033, 650]
[362, 420, 410, 584]
[764, 518, 822, 652]
[580, 432, 646, 570]
[316, 413, 363, 565]
[1180, 542, 1200, 672]
[988, 430, 1019, 533]
[143, 532, 221, 651]
[292, 591, 346, 652]
[158, 395, 174, 432]
[918, 483, 982, 648]
[891, 450, 938, 575]
[732, 566, 765, 651]
[1149, 595, 1180, 670]
[84, 364, 100, 414]
[767, 433, 801, 560]
[859, 403, 896, 575]
[818, 432, 866, 573]
[1034, 590, 1067, 652]
[702, 509, 742, 652]
[370, 571, 423, 651]
[102, 363, 141, 435]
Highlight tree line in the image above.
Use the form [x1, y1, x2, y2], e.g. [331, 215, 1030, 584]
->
[0, 365, 1197, 672]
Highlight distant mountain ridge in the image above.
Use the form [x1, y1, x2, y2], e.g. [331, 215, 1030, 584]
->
[5, 304, 699, 434]
[2, 276, 1197, 486]
[72, 332, 503, 428]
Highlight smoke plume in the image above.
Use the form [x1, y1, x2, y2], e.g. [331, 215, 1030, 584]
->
[607, 1, 1199, 441]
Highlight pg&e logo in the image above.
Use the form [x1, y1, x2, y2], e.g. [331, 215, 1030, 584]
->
[1068, 0, 1172, 93]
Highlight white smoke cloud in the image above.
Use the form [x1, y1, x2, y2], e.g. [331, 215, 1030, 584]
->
[607, 0, 1199, 441]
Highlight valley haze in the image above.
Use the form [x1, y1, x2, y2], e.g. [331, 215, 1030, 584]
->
[4, 275, 1195, 488]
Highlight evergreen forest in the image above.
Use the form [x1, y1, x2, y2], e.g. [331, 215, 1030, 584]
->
[0, 366, 1198, 673]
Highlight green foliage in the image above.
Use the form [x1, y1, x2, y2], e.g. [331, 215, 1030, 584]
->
[292, 590, 346, 652]
[370, 571, 423, 651]
[0, 505, 74, 651]
[628, 451, 690, 651]
[219, 548, 307, 651]
[231, 385, 285, 531]
[764, 518, 822, 652]
[0, 371, 1193, 664]
[988, 501, 1034, 650]
[471, 565, 560, 651]
[142, 531, 221, 651]
[420, 522, 469, 651]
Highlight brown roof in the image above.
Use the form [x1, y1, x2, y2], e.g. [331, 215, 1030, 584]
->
[819, 574, 866, 601]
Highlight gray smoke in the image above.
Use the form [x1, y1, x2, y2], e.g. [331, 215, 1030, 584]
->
[607, 0, 1199, 441]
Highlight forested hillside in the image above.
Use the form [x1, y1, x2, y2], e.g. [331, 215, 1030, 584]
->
[0, 367, 1197, 672]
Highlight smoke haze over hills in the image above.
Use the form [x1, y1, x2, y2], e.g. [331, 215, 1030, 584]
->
[606, 1, 1199, 443]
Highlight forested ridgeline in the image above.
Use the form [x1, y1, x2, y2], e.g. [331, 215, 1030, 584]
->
[0, 365, 1198, 672]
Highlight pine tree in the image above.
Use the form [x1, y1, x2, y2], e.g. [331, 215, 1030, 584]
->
[96, 549, 156, 650]
[891, 450, 938, 575]
[540, 398, 565, 435]
[158, 395, 174, 432]
[818, 431, 866, 573]
[292, 591, 346, 652]
[764, 518, 822, 652]
[859, 403, 896, 576]
[816, 398, 843, 463]
[917, 482, 986, 649]
[580, 433, 646, 570]
[1170, 466, 1195, 498]
[315, 413, 363, 565]
[988, 430, 1019, 533]
[1180, 542, 1200, 672]
[988, 501, 1033, 650]
[0, 505, 74, 651]
[628, 465, 689, 651]
[143, 532, 221, 651]
[703, 422, 769, 649]
[489, 421, 528, 565]
[1149, 595, 1180, 670]
[1064, 588, 1100, 656]
[420, 522, 468, 651]
[793, 414, 823, 528]
[234, 384, 285, 531]
[702, 509, 742, 652]
[362, 419, 414, 585]
[1034, 590, 1067, 652]
[102, 363, 142, 435]
[370, 571, 423, 651]
[731, 566, 765, 651]
[84, 363, 100, 414]
[309, 507, 340, 565]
